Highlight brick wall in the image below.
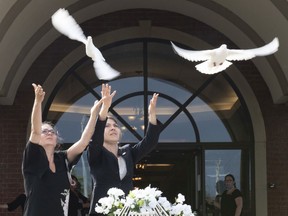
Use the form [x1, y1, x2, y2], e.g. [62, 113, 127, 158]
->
[0, 90, 32, 216]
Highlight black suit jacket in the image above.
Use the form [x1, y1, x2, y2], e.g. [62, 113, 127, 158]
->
[87, 118, 162, 214]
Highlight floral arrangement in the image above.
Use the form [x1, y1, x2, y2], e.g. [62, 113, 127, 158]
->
[95, 185, 195, 216]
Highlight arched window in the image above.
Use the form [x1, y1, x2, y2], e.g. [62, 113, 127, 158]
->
[44, 39, 253, 214]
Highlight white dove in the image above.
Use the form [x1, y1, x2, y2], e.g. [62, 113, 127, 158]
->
[171, 37, 279, 74]
[51, 8, 120, 80]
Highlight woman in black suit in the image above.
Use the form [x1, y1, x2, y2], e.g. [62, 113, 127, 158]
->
[87, 85, 162, 215]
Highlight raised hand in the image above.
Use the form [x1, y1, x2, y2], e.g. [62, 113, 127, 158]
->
[32, 83, 45, 103]
[148, 93, 159, 125]
[99, 84, 116, 120]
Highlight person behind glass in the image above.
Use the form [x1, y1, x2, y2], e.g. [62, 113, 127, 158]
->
[21, 83, 112, 216]
[206, 180, 225, 216]
[213, 174, 243, 216]
[0, 193, 26, 214]
[69, 175, 90, 216]
[87, 89, 162, 215]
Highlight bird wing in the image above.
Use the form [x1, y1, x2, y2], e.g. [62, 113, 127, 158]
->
[226, 37, 279, 61]
[51, 8, 87, 44]
[86, 36, 120, 80]
[171, 41, 213, 62]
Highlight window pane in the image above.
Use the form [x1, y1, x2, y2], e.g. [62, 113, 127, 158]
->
[148, 76, 192, 104]
[113, 96, 197, 142]
[196, 74, 251, 142]
[71, 153, 92, 198]
[159, 111, 196, 142]
[190, 97, 232, 142]
[47, 76, 98, 143]
[205, 150, 241, 201]
[114, 95, 145, 142]
[108, 77, 144, 100]
[104, 42, 144, 76]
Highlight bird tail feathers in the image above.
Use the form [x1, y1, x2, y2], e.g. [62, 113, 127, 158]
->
[93, 61, 120, 80]
[196, 60, 232, 74]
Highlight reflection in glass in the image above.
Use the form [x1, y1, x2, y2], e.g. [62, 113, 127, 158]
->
[205, 150, 241, 199]
[191, 97, 232, 142]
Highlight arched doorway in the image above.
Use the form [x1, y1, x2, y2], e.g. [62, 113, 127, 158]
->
[43, 39, 254, 215]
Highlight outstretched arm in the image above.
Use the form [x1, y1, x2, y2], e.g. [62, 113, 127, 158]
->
[87, 84, 116, 164]
[29, 84, 45, 145]
[131, 93, 161, 162]
[67, 98, 103, 163]
[67, 84, 116, 162]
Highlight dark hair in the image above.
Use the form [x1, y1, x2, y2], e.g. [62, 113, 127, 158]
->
[225, 174, 236, 187]
[107, 116, 118, 124]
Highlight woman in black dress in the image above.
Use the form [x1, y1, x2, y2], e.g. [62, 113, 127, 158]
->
[22, 83, 112, 216]
[214, 174, 243, 216]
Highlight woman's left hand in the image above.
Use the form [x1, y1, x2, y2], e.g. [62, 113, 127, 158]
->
[148, 93, 159, 125]
[99, 83, 116, 120]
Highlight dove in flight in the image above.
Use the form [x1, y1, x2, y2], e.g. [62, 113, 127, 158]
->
[171, 37, 279, 74]
[51, 8, 120, 80]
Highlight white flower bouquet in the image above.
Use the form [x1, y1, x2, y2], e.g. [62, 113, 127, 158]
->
[95, 185, 195, 216]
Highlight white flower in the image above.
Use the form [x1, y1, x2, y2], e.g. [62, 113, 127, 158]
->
[148, 197, 158, 209]
[171, 203, 184, 215]
[108, 187, 125, 197]
[170, 201, 195, 216]
[95, 186, 194, 216]
[125, 196, 134, 206]
[99, 196, 113, 209]
[158, 197, 171, 211]
[144, 185, 162, 198]
[176, 193, 185, 204]
[95, 188, 125, 215]
[95, 206, 104, 213]
[182, 204, 193, 216]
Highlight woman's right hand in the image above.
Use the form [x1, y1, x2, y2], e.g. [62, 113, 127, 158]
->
[90, 99, 103, 117]
[32, 83, 45, 103]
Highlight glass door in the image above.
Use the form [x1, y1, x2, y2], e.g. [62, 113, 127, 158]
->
[204, 149, 242, 216]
